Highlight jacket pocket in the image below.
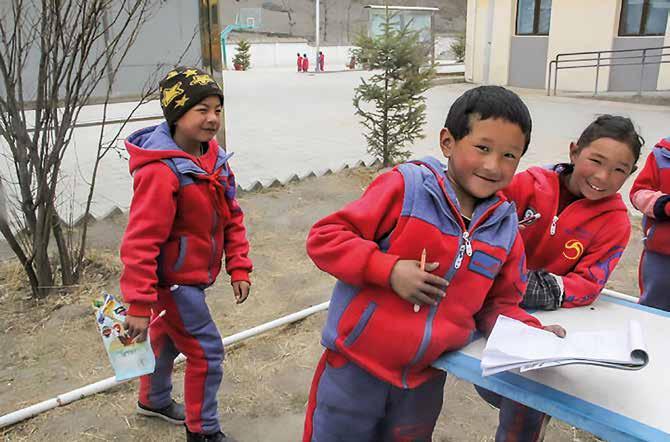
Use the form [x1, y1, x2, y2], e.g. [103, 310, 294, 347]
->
[173, 236, 188, 272]
[344, 302, 377, 347]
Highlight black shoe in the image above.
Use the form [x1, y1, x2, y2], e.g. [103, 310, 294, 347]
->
[136, 399, 185, 425]
[186, 428, 236, 442]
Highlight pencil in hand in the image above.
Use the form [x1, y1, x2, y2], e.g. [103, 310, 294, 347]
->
[131, 310, 166, 343]
[148, 310, 166, 327]
[414, 248, 427, 313]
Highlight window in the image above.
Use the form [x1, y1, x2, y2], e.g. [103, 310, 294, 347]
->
[619, 0, 670, 36]
[516, 0, 552, 35]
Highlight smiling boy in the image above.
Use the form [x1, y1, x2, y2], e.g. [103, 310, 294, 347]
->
[302, 85, 565, 442]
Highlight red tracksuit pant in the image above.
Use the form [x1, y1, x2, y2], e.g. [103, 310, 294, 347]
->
[303, 349, 446, 442]
[138, 285, 224, 434]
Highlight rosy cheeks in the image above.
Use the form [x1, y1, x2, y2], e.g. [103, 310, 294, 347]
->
[573, 164, 624, 200]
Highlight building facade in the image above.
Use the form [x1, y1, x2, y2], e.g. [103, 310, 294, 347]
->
[465, 0, 670, 92]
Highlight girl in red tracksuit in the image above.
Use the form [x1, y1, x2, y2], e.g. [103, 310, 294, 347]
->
[121, 67, 252, 442]
[630, 135, 670, 311]
[477, 114, 643, 442]
[302, 86, 565, 442]
[302, 53, 309, 72]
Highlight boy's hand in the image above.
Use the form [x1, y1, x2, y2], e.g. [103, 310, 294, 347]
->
[389, 260, 449, 307]
[125, 315, 149, 342]
[542, 324, 566, 338]
[232, 281, 250, 304]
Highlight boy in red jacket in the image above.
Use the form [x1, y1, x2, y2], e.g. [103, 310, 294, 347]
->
[302, 86, 565, 441]
[121, 66, 252, 442]
[297, 52, 303, 72]
[631, 135, 670, 311]
[478, 114, 643, 441]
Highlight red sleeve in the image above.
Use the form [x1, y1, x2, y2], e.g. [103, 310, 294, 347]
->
[306, 170, 404, 288]
[630, 151, 668, 218]
[560, 214, 631, 308]
[120, 163, 179, 317]
[475, 234, 542, 336]
[502, 171, 531, 218]
[223, 167, 252, 283]
[631, 151, 660, 198]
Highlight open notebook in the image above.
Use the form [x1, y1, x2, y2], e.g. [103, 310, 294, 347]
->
[481, 315, 649, 377]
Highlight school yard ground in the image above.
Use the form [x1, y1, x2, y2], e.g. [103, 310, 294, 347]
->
[0, 164, 644, 441]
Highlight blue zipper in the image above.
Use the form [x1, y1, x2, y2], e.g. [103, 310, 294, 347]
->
[399, 200, 509, 388]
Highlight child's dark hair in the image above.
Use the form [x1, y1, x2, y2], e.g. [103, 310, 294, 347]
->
[444, 85, 532, 153]
[576, 115, 644, 164]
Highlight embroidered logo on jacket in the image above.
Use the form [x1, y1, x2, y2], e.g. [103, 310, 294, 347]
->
[468, 250, 502, 279]
[562, 239, 584, 260]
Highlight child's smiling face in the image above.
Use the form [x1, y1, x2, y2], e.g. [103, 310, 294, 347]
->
[567, 137, 636, 200]
[440, 117, 526, 215]
[174, 95, 222, 144]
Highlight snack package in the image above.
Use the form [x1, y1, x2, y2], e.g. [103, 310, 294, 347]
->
[96, 293, 155, 381]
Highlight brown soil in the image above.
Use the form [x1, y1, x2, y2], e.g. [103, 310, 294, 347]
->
[0, 167, 642, 441]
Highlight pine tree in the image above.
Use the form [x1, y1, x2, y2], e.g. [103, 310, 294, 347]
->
[352, 8, 435, 167]
[233, 39, 251, 71]
[450, 33, 466, 62]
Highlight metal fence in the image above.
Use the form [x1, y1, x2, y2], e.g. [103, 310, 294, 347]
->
[547, 46, 670, 96]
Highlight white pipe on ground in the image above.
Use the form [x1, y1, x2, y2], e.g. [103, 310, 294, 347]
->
[601, 288, 639, 304]
[0, 301, 330, 429]
[0, 288, 640, 428]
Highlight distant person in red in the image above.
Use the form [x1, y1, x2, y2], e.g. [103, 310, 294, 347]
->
[318, 51, 324, 72]
[302, 53, 309, 72]
[297, 52, 302, 72]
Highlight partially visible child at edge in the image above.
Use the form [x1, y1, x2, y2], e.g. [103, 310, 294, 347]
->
[120, 66, 252, 442]
[630, 135, 670, 311]
[302, 85, 565, 442]
[476, 115, 643, 442]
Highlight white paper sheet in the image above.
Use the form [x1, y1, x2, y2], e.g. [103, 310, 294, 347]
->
[481, 315, 649, 376]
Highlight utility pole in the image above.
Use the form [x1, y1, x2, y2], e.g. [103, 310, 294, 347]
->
[315, 0, 320, 72]
[199, 0, 226, 149]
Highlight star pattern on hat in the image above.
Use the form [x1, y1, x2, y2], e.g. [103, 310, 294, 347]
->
[174, 94, 189, 108]
[165, 70, 179, 80]
[190, 74, 215, 86]
[161, 81, 184, 107]
[183, 68, 199, 78]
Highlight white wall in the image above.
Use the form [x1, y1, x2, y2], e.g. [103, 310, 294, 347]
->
[546, 0, 617, 92]
[466, 0, 494, 83]
[488, 0, 515, 85]
[224, 42, 356, 69]
[465, 0, 514, 85]
[657, 14, 670, 90]
[465, 0, 479, 82]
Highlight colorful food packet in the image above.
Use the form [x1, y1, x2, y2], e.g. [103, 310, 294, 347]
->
[95, 293, 155, 381]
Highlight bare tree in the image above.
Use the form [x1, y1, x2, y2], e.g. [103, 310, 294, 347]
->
[0, 0, 158, 297]
[262, 1, 295, 36]
[0, 180, 6, 222]
[322, 0, 328, 42]
[281, 0, 296, 36]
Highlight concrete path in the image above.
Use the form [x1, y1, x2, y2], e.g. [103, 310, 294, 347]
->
[1, 68, 668, 218]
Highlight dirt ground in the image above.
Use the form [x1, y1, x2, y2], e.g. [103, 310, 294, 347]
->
[0, 167, 643, 442]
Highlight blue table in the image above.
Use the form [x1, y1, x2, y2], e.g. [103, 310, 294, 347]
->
[433, 294, 670, 442]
